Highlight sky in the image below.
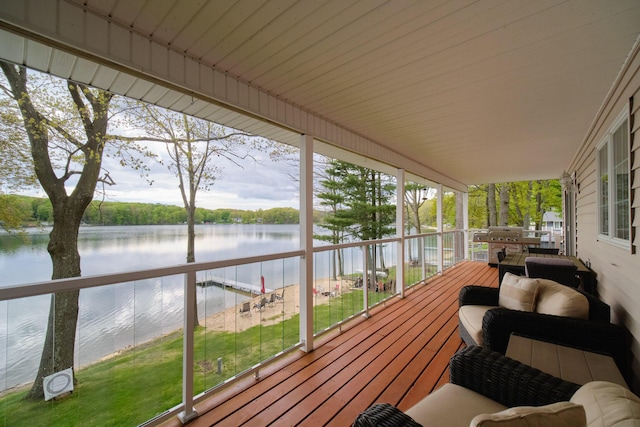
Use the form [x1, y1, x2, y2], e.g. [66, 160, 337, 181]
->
[107, 152, 300, 211]
[24, 142, 302, 212]
[4, 66, 302, 212]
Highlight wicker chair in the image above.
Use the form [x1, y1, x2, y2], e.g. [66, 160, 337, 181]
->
[458, 285, 629, 377]
[353, 346, 581, 427]
[524, 256, 578, 288]
[528, 247, 560, 255]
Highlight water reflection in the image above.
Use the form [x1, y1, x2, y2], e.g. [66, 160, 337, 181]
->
[0, 224, 302, 391]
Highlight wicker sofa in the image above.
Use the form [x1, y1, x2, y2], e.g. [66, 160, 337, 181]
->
[457, 273, 629, 375]
[353, 346, 640, 427]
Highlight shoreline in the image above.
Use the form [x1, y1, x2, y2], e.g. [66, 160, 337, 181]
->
[203, 277, 352, 332]
[0, 277, 354, 395]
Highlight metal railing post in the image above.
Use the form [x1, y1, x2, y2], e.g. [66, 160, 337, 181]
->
[178, 270, 198, 424]
[362, 244, 369, 317]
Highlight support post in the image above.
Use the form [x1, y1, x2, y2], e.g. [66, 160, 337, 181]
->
[436, 184, 444, 274]
[178, 271, 198, 424]
[462, 191, 469, 261]
[299, 134, 314, 352]
[396, 169, 405, 297]
[362, 244, 370, 317]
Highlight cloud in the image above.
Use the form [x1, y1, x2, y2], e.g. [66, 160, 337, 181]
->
[95, 144, 300, 211]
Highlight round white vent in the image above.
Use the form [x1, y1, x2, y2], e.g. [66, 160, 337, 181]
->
[43, 367, 74, 401]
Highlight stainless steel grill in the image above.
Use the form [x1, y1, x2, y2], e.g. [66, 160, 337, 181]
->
[487, 227, 523, 243]
[474, 227, 540, 265]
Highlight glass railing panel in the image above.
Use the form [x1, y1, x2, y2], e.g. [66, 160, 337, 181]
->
[0, 295, 48, 399]
[194, 256, 301, 396]
[80, 276, 185, 425]
[404, 235, 424, 287]
[443, 232, 453, 269]
[256, 257, 300, 363]
[0, 275, 186, 426]
[469, 229, 489, 262]
[337, 245, 366, 321]
[312, 246, 365, 334]
[366, 242, 397, 308]
[443, 230, 466, 269]
[423, 234, 438, 278]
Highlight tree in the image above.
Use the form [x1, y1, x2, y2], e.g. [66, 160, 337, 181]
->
[124, 103, 265, 326]
[333, 162, 395, 286]
[0, 94, 37, 232]
[487, 183, 497, 226]
[467, 184, 488, 228]
[498, 184, 510, 226]
[0, 63, 154, 399]
[404, 184, 428, 232]
[126, 103, 256, 259]
[0, 62, 115, 399]
[315, 159, 350, 279]
[404, 183, 428, 263]
[468, 181, 562, 230]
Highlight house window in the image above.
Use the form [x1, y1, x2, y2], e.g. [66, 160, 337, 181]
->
[597, 109, 630, 246]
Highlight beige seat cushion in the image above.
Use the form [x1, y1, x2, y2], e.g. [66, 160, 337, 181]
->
[499, 273, 539, 312]
[470, 401, 586, 426]
[459, 305, 494, 345]
[535, 279, 589, 319]
[404, 383, 507, 426]
[571, 381, 640, 426]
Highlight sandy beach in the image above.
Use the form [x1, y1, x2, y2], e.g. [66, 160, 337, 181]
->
[203, 277, 350, 332]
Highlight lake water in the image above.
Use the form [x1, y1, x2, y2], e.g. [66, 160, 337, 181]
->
[0, 224, 314, 391]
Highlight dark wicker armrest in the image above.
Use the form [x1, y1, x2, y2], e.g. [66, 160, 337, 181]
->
[582, 290, 610, 322]
[449, 346, 580, 408]
[459, 285, 499, 307]
[481, 308, 628, 375]
[352, 403, 422, 427]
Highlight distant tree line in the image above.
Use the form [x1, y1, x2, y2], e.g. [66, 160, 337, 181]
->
[1, 195, 302, 226]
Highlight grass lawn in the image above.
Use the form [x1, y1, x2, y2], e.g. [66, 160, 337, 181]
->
[0, 290, 376, 426]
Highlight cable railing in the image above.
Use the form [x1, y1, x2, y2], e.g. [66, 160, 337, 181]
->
[0, 232, 467, 426]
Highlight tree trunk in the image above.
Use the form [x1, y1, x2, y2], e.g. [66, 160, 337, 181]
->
[535, 182, 544, 230]
[487, 183, 497, 226]
[1, 62, 113, 400]
[26, 211, 82, 399]
[186, 204, 200, 327]
[522, 182, 532, 230]
[499, 184, 509, 226]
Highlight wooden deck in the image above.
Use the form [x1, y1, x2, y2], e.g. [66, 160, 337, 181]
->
[170, 261, 498, 427]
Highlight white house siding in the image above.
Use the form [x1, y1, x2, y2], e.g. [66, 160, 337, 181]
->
[570, 37, 640, 390]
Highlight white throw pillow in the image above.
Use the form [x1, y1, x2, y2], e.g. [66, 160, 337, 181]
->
[499, 273, 539, 312]
[470, 401, 586, 426]
[571, 381, 640, 426]
[535, 279, 589, 319]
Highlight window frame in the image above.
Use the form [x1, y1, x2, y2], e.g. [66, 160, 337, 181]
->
[596, 108, 631, 249]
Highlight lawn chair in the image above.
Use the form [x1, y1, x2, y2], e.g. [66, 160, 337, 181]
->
[239, 301, 251, 317]
[268, 293, 276, 307]
[253, 298, 268, 311]
[275, 288, 284, 302]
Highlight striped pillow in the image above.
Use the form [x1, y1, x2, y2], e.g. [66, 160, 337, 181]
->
[499, 273, 539, 312]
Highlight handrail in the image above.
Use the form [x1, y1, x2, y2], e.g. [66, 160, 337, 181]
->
[312, 236, 400, 253]
[0, 231, 469, 426]
[0, 249, 305, 301]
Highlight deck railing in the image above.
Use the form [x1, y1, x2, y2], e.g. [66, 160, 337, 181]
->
[0, 232, 467, 426]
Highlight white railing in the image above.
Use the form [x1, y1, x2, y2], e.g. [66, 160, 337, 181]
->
[0, 233, 467, 426]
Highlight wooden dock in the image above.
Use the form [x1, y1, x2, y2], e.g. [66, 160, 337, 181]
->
[196, 276, 273, 295]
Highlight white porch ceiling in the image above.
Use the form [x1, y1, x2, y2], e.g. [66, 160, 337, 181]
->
[1, 0, 639, 187]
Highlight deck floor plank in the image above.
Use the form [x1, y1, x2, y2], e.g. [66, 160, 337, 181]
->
[173, 261, 498, 427]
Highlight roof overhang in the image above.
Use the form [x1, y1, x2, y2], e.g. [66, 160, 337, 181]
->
[0, 0, 639, 190]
